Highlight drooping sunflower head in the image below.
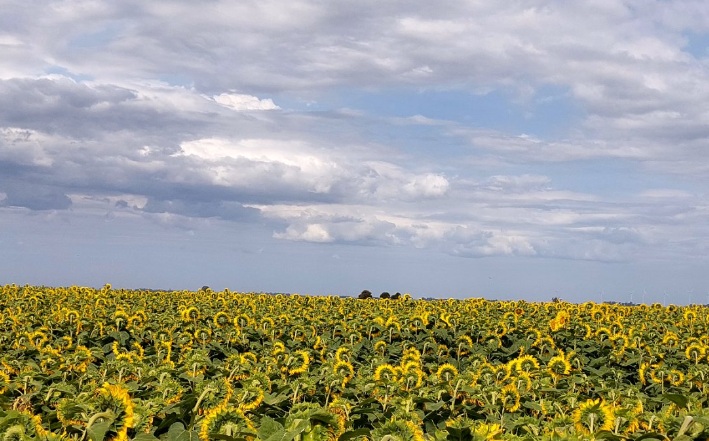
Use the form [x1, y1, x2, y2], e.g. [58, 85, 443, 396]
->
[572, 398, 614, 435]
[685, 343, 706, 362]
[95, 382, 135, 441]
[199, 406, 255, 441]
[436, 363, 459, 383]
[374, 363, 399, 383]
[372, 420, 425, 441]
[547, 355, 571, 380]
[499, 383, 521, 413]
[288, 350, 310, 376]
[333, 360, 355, 387]
[400, 361, 425, 390]
[334, 346, 352, 363]
[195, 377, 233, 415]
[513, 354, 540, 373]
[213, 311, 230, 328]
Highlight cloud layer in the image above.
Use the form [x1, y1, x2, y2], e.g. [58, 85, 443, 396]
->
[1, 1, 708, 296]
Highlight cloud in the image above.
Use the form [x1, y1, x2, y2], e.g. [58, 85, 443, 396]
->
[1, 0, 708, 276]
[213, 93, 280, 110]
[0, 183, 72, 210]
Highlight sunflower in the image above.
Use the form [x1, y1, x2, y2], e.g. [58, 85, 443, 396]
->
[685, 343, 705, 363]
[114, 310, 130, 329]
[638, 362, 649, 386]
[157, 375, 183, 405]
[194, 327, 212, 345]
[547, 355, 571, 381]
[499, 383, 521, 413]
[401, 346, 422, 365]
[372, 420, 426, 441]
[374, 363, 399, 383]
[56, 397, 87, 427]
[334, 346, 352, 363]
[572, 398, 614, 435]
[237, 373, 269, 412]
[661, 331, 679, 347]
[333, 360, 355, 387]
[95, 383, 135, 441]
[199, 406, 255, 441]
[288, 350, 310, 376]
[182, 306, 200, 322]
[668, 369, 685, 387]
[0, 370, 10, 394]
[400, 361, 425, 390]
[513, 354, 540, 373]
[373, 340, 387, 354]
[195, 377, 233, 414]
[436, 363, 459, 382]
[1, 410, 49, 439]
[212, 311, 230, 328]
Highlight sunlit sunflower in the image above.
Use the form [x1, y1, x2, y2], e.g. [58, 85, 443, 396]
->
[638, 362, 649, 386]
[547, 355, 571, 381]
[113, 310, 130, 330]
[436, 363, 459, 382]
[182, 306, 200, 322]
[572, 398, 614, 435]
[499, 383, 521, 413]
[213, 311, 230, 328]
[668, 369, 685, 387]
[96, 382, 135, 441]
[334, 346, 352, 363]
[661, 331, 679, 347]
[333, 360, 355, 387]
[288, 350, 310, 376]
[374, 363, 399, 383]
[401, 346, 422, 365]
[401, 361, 425, 390]
[685, 343, 706, 364]
[199, 406, 255, 441]
[513, 354, 540, 373]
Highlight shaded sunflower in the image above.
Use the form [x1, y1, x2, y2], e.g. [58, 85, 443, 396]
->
[372, 420, 425, 441]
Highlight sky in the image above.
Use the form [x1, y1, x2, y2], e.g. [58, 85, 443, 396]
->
[1, 1, 708, 303]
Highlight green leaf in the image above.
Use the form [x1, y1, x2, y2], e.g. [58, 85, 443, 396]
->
[424, 401, 446, 411]
[87, 419, 113, 441]
[338, 428, 371, 441]
[133, 434, 161, 441]
[165, 422, 195, 441]
[595, 430, 627, 441]
[633, 433, 666, 441]
[662, 394, 689, 410]
[258, 415, 286, 441]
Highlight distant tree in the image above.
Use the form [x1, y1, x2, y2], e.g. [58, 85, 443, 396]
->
[358, 290, 373, 299]
[380, 292, 391, 299]
[200, 286, 210, 292]
[391, 292, 401, 300]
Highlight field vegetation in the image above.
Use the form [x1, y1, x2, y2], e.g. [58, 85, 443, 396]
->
[1, 284, 708, 441]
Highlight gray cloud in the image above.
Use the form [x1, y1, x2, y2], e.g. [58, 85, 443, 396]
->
[0, 0, 708, 273]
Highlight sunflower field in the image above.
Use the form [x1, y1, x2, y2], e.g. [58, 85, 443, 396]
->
[2, 284, 709, 441]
